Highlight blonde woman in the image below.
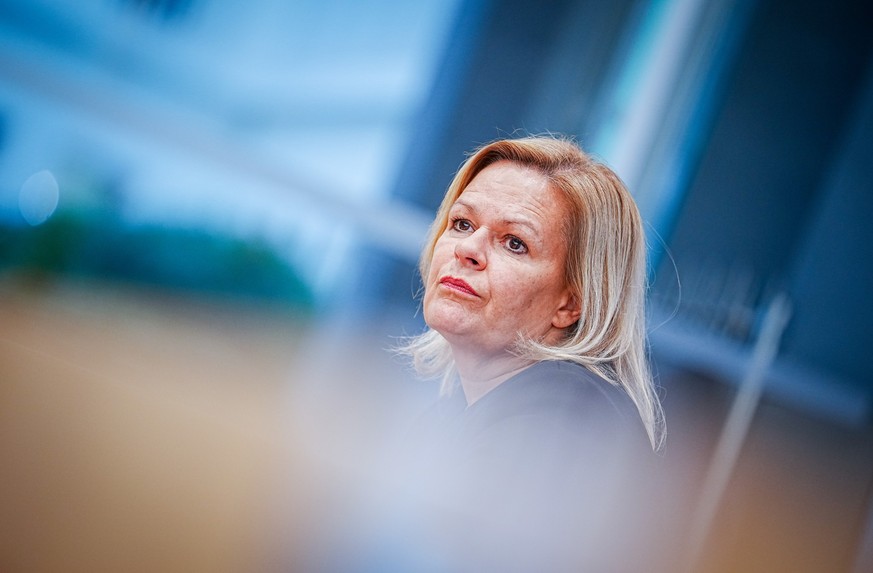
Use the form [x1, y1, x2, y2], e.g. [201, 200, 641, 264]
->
[399, 134, 664, 571]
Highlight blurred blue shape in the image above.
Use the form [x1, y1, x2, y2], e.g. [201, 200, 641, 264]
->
[0, 0, 459, 307]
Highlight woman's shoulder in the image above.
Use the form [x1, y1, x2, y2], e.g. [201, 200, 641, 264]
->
[468, 360, 644, 439]
[509, 360, 634, 408]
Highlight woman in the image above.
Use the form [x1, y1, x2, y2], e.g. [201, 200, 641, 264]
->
[399, 134, 665, 571]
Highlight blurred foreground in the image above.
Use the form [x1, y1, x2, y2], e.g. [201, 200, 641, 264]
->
[0, 275, 434, 572]
[0, 277, 302, 572]
[1, 277, 871, 572]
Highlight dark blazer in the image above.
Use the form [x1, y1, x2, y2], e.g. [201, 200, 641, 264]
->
[400, 360, 658, 572]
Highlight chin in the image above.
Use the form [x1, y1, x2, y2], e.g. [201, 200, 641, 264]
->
[425, 316, 468, 342]
[424, 302, 468, 334]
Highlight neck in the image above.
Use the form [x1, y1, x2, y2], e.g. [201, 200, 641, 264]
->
[452, 350, 534, 406]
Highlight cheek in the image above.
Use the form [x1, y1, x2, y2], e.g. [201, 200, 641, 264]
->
[426, 240, 452, 277]
[492, 268, 560, 316]
[422, 250, 447, 311]
[490, 272, 536, 311]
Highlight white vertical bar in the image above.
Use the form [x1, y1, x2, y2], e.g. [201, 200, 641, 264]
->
[681, 293, 792, 573]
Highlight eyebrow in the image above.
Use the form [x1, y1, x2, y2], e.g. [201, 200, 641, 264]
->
[452, 199, 542, 236]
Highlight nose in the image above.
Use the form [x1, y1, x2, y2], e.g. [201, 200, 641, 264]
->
[454, 227, 488, 269]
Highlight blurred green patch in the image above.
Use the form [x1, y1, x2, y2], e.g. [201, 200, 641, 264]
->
[0, 212, 314, 311]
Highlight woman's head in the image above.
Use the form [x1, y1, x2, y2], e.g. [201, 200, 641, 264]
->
[422, 160, 580, 360]
[422, 136, 645, 354]
[409, 135, 663, 448]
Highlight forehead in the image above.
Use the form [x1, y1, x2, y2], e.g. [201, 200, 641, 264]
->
[455, 161, 565, 222]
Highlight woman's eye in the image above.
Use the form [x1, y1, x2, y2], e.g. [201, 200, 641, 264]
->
[506, 236, 528, 254]
[452, 218, 472, 232]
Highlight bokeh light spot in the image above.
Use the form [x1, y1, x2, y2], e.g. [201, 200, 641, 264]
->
[19, 170, 60, 226]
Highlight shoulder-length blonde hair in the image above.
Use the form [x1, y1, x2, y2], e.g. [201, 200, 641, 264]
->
[404, 135, 664, 450]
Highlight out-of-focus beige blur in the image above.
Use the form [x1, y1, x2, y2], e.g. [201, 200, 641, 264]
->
[0, 277, 429, 573]
[0, 279, 297, 572]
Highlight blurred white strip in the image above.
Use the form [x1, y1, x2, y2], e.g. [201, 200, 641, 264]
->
[603, 0, 709, 190]
[680, 294, 792, 573]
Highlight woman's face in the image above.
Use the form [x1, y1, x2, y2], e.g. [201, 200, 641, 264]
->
[423, 161, 579, 359]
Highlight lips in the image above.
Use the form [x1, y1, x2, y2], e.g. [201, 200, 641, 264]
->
[439, 276, 479, 297]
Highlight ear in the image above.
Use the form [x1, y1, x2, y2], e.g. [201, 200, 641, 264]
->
[552, 290, 581, 330]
